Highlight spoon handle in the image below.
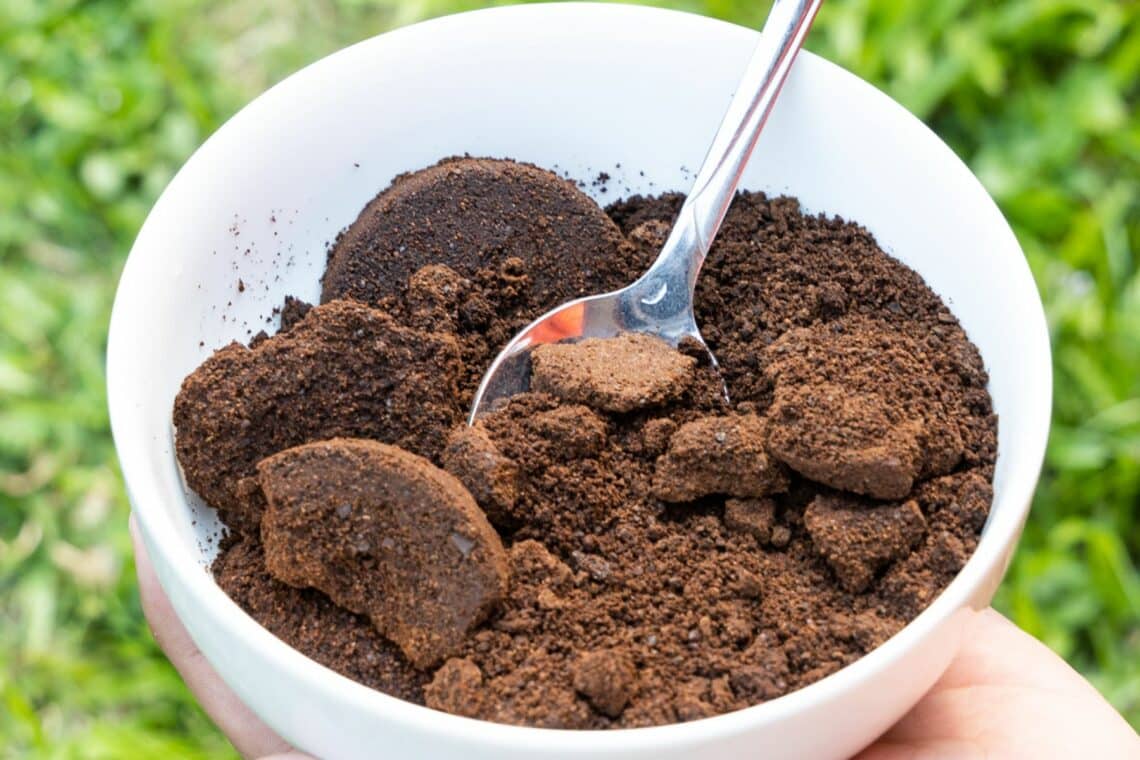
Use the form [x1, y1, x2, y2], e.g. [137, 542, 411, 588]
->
[634, 0, 822, 301]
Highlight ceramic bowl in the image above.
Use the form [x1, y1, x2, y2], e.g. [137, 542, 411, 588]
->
[107, 5, 1051, 758]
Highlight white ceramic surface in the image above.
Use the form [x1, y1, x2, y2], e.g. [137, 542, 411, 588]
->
[107, 5, 1051, 759]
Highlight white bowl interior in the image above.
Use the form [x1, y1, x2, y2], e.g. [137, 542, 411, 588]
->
[108, 5, 1050, 759]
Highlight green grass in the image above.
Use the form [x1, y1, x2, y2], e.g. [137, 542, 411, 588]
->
[2, 0, 1137, 754]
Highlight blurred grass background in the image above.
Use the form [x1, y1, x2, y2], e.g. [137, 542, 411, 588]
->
[1, 0, 1137, 754]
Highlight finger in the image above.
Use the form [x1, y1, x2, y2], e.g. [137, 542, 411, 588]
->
[131, 514, 312, 759]
[857, 608, 1138, 759]
[858, 685, 1082, 760]
[935, 608, 1109, 696]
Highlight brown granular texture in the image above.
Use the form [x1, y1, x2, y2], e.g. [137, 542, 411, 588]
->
[173, 300, 462, 535]
[212, 538, 427, 703]
[258, 438, 509, 668]
[762, 317, 968, 495]
[180, 157, 997, 728]
[423, 371, 986, 727]
[322, 157, 633, 310]
[803, 494, 928, 593]
[531, 333, 697, 413]
[609, 192, 991, 417]
[651, 414, 789, 502]
[321, 157, 649, 406]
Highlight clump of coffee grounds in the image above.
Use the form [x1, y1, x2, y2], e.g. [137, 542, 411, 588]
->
[175, 157, 996, 728]
[321, 156, 646, 402]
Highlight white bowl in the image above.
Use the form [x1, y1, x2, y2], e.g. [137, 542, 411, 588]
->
[107, 4, 1051, 758]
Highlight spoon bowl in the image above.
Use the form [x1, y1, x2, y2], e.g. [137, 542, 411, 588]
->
[468, 232, 711, 421]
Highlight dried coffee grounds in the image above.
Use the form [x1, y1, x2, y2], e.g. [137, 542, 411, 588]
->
[174, 157, 996, 728]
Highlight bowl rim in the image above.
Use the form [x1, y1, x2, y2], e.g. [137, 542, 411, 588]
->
[108, 2, 1052, 752]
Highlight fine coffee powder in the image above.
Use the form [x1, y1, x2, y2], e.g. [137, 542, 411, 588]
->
[175, 158, 996, 728]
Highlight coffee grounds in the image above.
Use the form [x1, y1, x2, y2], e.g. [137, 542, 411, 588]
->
[212, 538, 427, 702]
[176, 157, 996, 729]
[763, 317, 968, 491]
[173, 300, 462, 535]
[803, 494, 927, 593]
[651, 414, 789, 503]
[530, 333, 698, 413]
[321, 157, 647, 405]
[322, 157, 633, 311]
[258, 438, 509, 668]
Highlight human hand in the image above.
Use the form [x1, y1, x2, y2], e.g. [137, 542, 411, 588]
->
[131, 515, 312, 760]
[855, 609, 1138, 759]
[132, 515, 1137, 759]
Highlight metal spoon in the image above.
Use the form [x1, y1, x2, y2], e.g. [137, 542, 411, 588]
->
[469, 0, 823, 422]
